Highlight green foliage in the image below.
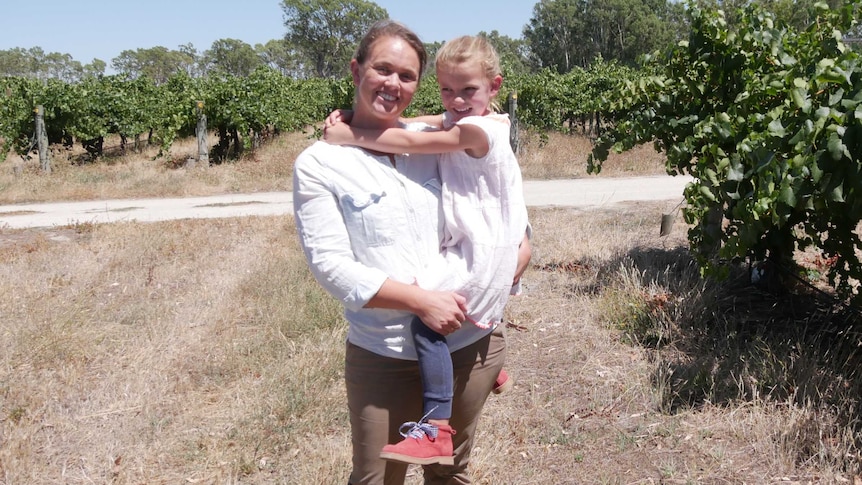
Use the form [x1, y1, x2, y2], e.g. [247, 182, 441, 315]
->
[203, 39, 263, 77]
[111, 46, 195, 84]
[523, 0, 687, 71]
[0, 68, 348, 161]
[590, 0, 862, 302]
[281, 0, 388, 79]
[404, 74, 444, 118]
[0, 77, 32, 161]
[504, 59, 642, 133]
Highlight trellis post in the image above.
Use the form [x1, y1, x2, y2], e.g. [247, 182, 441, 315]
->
[35, 105, 50, 173]
[508, 92, 520, 155]
[196, 100, 208, 166]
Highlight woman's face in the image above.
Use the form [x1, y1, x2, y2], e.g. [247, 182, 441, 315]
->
[350, 36, 421, 128]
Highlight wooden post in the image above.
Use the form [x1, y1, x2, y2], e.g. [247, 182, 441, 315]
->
[196, 100, 208, 166]
[508, 91, 520, 155]
[35, 105, 50, 173]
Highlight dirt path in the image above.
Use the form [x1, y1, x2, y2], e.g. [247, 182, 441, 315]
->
[0, 175, 692, 230]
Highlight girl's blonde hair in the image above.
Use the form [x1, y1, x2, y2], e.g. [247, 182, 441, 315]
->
[435, 35, 503, 110]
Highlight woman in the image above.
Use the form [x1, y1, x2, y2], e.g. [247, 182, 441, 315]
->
[292, 20, 529, 485]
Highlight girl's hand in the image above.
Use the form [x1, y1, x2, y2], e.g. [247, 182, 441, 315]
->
[325, 109, 354, 129]
[323, 121, 353, 146]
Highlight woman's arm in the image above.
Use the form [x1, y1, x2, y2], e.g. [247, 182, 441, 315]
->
[367, 279, 468, 336]
[293, 152, 391, 309]
[293, 149, 468, 334]
[513, 232, 532, 286]
[324, 121, 490, 158]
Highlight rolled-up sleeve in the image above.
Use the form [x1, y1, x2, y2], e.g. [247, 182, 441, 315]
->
[293, 150, 389, 311]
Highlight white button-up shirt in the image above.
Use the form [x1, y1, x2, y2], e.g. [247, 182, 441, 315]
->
[293, 139, 492, 360]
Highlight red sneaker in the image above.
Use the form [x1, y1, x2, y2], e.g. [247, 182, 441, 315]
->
[379, 421, 456, 466]
[493, 369, 512, 394]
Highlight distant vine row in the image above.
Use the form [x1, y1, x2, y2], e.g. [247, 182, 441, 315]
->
[0, 69, 353, 162]
[0, 62, 642, 162]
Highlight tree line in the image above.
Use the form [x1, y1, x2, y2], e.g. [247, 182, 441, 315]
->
[3, 0, 858, 83]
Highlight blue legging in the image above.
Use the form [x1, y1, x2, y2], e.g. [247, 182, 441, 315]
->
[411, 315, 453, 420]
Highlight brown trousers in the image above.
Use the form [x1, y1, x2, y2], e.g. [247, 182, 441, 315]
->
[345, 327, 506, 485]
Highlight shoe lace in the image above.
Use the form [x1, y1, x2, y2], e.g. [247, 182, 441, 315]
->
[398, 407, 438, 440]
[399, 421, 438, 440]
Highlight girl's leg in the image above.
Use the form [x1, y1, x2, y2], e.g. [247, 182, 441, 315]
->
[411, 315, 454, 420]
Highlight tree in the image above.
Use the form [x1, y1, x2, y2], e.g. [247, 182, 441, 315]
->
[82, 59, 107, 78]
[176, 43, 202, 78]
[480, 31, 531, 77]
[281, 0, 388, 79]
[589, 0, 685, 64]
[0, 47, 87, 81]
[524, 0, 686, 72]
[112, 46, 189, 84]
[256, 39, 303, 77]
[524, 0, 586, 72]
[202, 38, 262, 77]
[0, 48, 31, 77]
[41, 52, 82, 82]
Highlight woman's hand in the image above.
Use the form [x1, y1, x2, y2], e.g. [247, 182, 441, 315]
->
[414, 290, 468, 336]
[365, 279, 467, 336]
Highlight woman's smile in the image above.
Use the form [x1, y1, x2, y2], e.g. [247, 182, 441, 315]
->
[350, 36, 420, 129]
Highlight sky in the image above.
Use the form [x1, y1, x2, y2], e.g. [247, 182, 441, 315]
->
[0, 0, 536, 67]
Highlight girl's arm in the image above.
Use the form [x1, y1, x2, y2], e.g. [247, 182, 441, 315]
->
[324, 109, 442, 130]
[399, 113, 444, 128]
[325, 120, 490, 158]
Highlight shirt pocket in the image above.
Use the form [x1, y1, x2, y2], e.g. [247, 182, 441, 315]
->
[339, 190, 395, 247]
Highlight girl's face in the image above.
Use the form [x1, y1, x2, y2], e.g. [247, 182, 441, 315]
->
[350, 36, 421, 129]
[436, 62, 502, 123]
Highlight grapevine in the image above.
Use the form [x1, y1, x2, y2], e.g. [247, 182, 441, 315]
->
[589, 1, 862, 303]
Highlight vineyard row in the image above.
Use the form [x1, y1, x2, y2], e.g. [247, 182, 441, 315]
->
[0, 60, 641, 162]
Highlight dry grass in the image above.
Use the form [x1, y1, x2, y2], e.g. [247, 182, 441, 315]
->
[516, 131, 668, 180]
[0, 132, 860, 483]
[0, 130, 666, 205]
[0, 133, 310, 204]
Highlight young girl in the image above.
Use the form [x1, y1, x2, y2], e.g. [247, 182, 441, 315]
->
[324, 35, 529, 466]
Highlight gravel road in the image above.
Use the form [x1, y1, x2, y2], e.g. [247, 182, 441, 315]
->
[0, 175, 693, 230]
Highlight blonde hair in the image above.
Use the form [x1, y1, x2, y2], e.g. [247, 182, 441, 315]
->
[435, 35, 502, 110]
